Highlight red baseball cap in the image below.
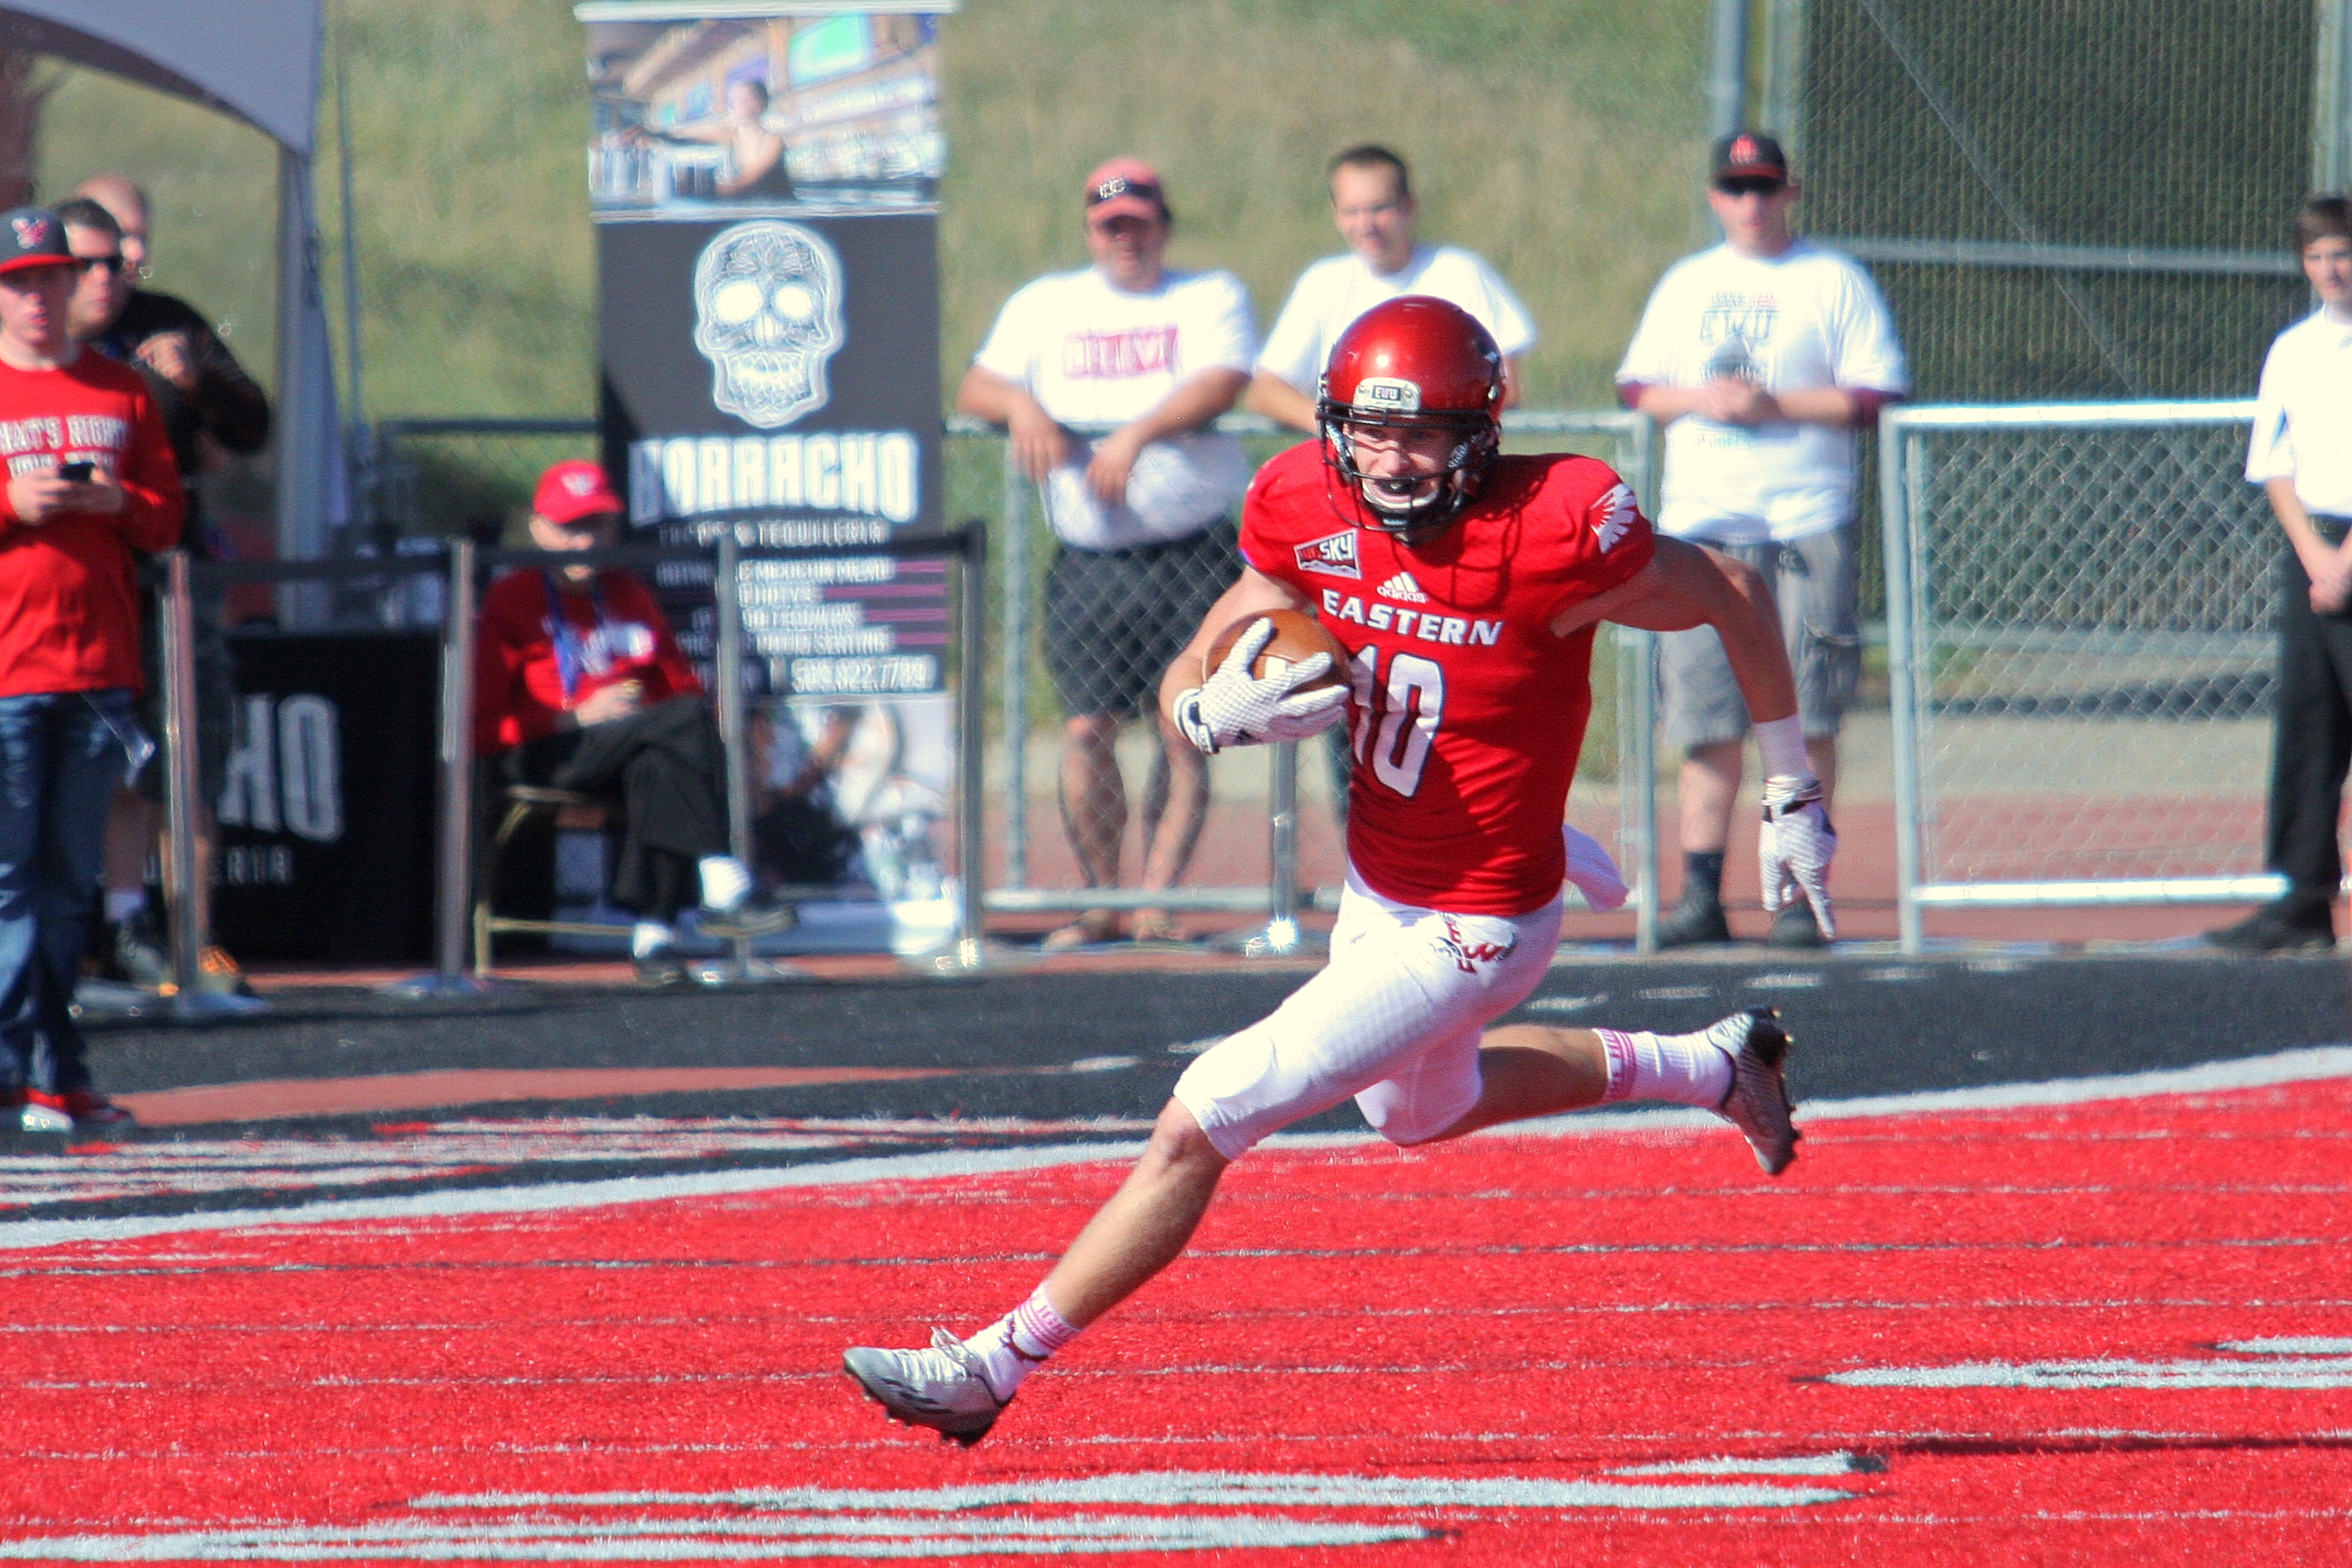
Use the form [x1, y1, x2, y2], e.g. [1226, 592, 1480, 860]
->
[1083, 156, 1168, 226]
[532, 460, 624, 526]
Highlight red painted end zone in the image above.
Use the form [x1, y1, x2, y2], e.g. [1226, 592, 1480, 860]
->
[6, 1077, 2350, 1563]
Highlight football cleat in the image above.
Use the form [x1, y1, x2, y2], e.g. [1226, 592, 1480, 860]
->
[842, 1328, 1008, 1446]
[1709, 1008, 1800, 1175]
[22, 1089, 137, 1132]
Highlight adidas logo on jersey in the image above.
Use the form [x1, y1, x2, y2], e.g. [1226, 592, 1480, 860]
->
[1594, 483, 1637, 553]
[1375, 571, 1428, 603]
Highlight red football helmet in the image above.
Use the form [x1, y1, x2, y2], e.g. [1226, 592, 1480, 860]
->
[1316, 295, 1504, 542]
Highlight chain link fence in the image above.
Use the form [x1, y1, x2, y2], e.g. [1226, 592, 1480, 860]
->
[1767, 0, 2323, 405]
[1880, 402, 2282, 948]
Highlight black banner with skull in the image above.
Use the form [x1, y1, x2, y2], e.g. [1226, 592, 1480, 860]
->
[583, 5, 958, 938]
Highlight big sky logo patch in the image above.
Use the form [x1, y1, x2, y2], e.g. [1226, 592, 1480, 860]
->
[1296, 530, 1361, 579]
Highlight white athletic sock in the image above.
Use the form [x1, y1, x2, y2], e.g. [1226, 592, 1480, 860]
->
[105, 888, 148, 926]
[964, 1282, 1081, 1401]
[698, 855, 750, 912]
[630, 920, 676, 959]
[1596, 1027, 1734, 1108]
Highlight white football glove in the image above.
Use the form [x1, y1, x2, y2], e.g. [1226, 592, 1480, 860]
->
[1759, 773, 1837, 938]
[1171, 618, 1349, 754]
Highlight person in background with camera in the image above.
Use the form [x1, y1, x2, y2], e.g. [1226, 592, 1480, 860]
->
[958, 157, 1255, 950]
[1615, 132, 1908, 950]
[0, 207, 183, 1131]
[62, 183, 270, 997]
[473, 461, 793, 987]
[2206, 196, 2352, 952]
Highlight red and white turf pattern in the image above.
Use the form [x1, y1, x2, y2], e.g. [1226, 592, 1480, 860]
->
[5, 1048, 2350, 1563]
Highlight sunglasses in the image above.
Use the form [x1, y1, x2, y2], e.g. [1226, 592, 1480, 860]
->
[76, 254, 127, 275]
[1714, 176, 1787, 198]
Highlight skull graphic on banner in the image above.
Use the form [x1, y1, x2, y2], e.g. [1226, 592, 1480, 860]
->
[691, 220, 846, 428]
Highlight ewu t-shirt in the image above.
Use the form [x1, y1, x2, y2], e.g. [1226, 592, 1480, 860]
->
[973, 266, 1256, 549]
[0, 352, 184, 696]
[1616, 240, 1907, 544]
[1256, 244, 1538, 393]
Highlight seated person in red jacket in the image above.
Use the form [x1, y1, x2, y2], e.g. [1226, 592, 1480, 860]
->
[473, 460, 789, 983]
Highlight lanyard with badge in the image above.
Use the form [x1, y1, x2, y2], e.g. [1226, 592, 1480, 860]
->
[542, 571, 624, 707]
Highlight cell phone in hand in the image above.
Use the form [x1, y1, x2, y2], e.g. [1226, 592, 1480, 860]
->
[57, 461, 94, 482]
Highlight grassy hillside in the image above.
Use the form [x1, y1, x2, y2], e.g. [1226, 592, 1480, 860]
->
[34, 0, 1711, 419]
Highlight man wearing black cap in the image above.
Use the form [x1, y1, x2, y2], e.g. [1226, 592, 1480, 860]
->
[0, 207, 184, 1130]
[1616, 133, 1908, 949]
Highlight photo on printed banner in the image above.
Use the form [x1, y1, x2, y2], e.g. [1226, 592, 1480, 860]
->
[583, 8, 943, 219]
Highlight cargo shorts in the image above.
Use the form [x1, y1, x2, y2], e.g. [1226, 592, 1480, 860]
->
[1659, 525, 1861, 750]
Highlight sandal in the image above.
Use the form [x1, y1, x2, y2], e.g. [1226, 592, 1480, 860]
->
[1040, 910, 1118, 952]
[1127, 912, 1193, 948]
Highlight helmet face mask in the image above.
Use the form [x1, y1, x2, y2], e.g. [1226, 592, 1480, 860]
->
[1314, 297, 1504, 545]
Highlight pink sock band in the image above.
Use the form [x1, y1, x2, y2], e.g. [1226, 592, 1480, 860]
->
[1597, 1029, 1638, 1103]
[1010, 1283, 1079, 1357]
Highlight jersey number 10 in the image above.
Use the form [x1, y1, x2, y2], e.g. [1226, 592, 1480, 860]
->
[1346, 647, 1444, 798]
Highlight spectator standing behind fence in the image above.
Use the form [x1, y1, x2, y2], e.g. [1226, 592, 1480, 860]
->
[0, 207, 183, 1131]
[59, 190, 268, 997]
[473, 461, 792, 987]
[2204, 197, 2352, 952]
[957, 158, 1255, 950]
[1245, 145, 1536, 433]
[1615, 132, 1908, 949]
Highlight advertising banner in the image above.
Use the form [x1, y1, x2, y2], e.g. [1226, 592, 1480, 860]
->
[577, 2, 956, 950]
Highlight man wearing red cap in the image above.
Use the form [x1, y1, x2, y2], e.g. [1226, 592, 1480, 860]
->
[0, 206, 183, 1130]
[474, 460, 789, 984]
[957, 157, 1257, 949]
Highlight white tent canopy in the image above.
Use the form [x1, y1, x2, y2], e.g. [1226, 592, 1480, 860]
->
[1, 0, 340, 562]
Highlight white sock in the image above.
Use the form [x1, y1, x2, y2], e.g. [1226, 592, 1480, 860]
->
[698, 855, 750, 912]
[630, 920, 676, 959]
[1596, 1026, 1734, 1108]
[105, 888, 148, 926]
[964, 1282, 1081, 1401]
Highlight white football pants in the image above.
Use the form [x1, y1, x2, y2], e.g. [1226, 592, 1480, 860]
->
[1173, 868, 1562, 1159]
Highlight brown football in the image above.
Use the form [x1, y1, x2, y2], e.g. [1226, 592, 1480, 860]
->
[1203, 607, 1351, 690]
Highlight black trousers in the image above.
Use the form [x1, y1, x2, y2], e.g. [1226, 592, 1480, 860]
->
[505, 695, 729, 922]
[2265, 528, 2352, 907]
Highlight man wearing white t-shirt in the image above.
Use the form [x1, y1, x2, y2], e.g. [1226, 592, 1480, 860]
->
[959, 158, 1255, 949]
[1248, 145, 1535, 432]
[2206, 196, 2352, 952]
[1616, 132, 1908, 948]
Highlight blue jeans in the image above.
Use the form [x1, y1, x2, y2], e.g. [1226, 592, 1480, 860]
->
[0, 688, 134, 1095]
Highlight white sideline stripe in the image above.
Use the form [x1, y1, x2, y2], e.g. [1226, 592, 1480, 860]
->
[5, 1044, 2349, 1252]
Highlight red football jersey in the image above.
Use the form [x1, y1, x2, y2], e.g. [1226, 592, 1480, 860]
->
[1240, 442, 1655, 915]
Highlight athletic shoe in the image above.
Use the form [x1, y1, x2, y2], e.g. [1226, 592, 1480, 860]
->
[1655, 892, 1731, 948]
[2202, 902, 2335, 953]
[697, 895, 798, 940]
[104, 913, 171, 989]
[1766, 901, 1828, 948]
[23, 1089, 137, 1132]
[634, 946, 690, 989]
[1709, 1008, 1798, 1176]
[199, 944, 259, 998]
[842, 1328, 1008, 1446]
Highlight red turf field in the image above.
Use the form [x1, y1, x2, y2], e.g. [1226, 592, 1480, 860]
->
[7, 1071, 2350, 1563]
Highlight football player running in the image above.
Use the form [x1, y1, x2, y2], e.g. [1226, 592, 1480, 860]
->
[844, 297, 1833, 1444]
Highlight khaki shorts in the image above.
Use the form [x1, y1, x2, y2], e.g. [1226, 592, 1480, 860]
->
[1659, 526, 1860, 750]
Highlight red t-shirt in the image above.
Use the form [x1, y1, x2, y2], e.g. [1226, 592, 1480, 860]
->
[1241, 442, 1655, 916]
[473, 568, 703, 754]
[0, 352, 184, 696]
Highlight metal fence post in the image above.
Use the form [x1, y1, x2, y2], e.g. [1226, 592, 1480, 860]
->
[999, 443, 1031, 892]
[700, 530, 802, 985]
[160, 552, 262, 1019]
[386, 538, 491, 994]
[1878, 414, 1926, 955]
